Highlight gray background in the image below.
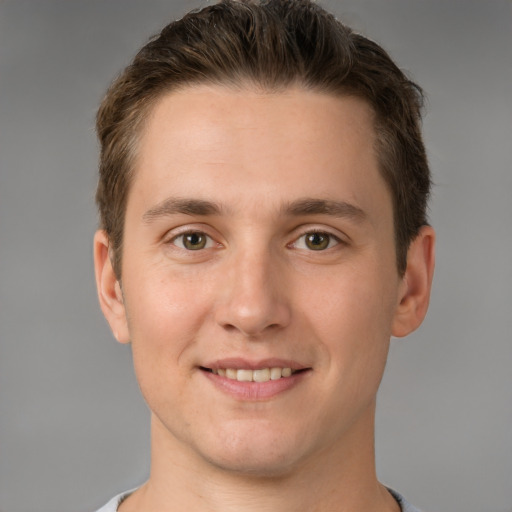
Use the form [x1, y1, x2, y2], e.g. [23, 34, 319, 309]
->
[1, 1, 511, 511]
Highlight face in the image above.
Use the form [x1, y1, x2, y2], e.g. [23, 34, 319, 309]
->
[95, 85, 432, 477]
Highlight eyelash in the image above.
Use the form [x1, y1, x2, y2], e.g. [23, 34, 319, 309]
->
[167, 228, 342, 252]
[170, 231, 216, 251]
[290, 230, 341, 251]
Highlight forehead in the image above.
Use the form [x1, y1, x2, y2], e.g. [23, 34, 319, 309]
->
[138, 85, 376, 161]
[129, 85, 390, 224]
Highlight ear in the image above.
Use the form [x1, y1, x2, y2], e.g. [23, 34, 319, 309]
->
[93, 230, 130, 344]
[392, 225, 436, 338]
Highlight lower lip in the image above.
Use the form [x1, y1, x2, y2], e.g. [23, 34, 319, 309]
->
[201, 370, 309, 400]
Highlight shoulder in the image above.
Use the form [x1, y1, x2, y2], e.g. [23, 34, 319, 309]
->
[94, 490, 134, 512]
[388, 487, 423, 512]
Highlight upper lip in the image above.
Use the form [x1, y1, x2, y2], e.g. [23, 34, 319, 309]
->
[202, 358, 310, 371]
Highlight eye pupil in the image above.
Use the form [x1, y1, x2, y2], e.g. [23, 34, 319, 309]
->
[305, 232, 329, 250]
[183, 232, 207, 250]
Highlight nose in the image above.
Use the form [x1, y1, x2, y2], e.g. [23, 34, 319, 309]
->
[214, 247, 292, 338]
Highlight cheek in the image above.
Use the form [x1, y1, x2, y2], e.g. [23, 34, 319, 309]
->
[310, 264, 398, 388]
[311, 261, 397, 334]
[125, 260, 211, 333]
[122, 267, 211, 386]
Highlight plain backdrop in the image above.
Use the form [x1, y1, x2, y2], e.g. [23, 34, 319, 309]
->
[1, 1, 511, 511]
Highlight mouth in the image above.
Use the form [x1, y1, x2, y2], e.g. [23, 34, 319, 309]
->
[199, 366, 308, 383]
[199, 359, 312, 400]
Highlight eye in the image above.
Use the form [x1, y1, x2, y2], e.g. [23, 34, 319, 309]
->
[294, 231, 339, 251]
[171, 231, 214, 250]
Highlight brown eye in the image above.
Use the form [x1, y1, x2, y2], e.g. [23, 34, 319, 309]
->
[304, 232, 331, 250]
[174, 232, 211, 250]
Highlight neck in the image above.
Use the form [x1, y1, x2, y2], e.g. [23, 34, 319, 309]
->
[120, 403, 399, 512]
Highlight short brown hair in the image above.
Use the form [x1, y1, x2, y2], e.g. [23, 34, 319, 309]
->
[96, 0, 431, 278]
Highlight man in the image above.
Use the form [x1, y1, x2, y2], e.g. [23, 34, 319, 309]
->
[93, 1, 435, 511]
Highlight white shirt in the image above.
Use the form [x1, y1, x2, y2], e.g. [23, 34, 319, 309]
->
[95, 487, 421, 511]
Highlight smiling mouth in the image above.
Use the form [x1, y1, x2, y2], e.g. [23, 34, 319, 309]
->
[200, 367, 308, 383]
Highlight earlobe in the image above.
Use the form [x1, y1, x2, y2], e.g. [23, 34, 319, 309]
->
[93, 230, 130, 344]
[392, 225, 436, 338]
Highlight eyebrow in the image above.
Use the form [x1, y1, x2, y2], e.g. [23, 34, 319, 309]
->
[142, 197, 222, 223]
[142, 196, 366, 223]
[283, 198, 367, 222]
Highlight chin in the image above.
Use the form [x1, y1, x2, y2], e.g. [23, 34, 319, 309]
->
[196, 426, 307, 478]
[203, 451, 300, 479]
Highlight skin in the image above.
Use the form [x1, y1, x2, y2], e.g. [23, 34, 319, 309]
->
[95, 85, 435, 512]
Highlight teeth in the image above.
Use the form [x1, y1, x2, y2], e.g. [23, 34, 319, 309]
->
[237, 369, 253, 382]
[226, 368, 237, 379]
[253, 368, 270, 382]
[212, 367, 295, 382]
[270, 367, 282, 380]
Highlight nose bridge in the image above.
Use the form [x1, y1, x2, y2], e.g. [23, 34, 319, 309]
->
[216, 242, 290, 337]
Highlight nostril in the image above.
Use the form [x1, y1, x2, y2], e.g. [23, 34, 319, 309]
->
[220, 321, 283, 338]
[221, 324, 238, 333]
